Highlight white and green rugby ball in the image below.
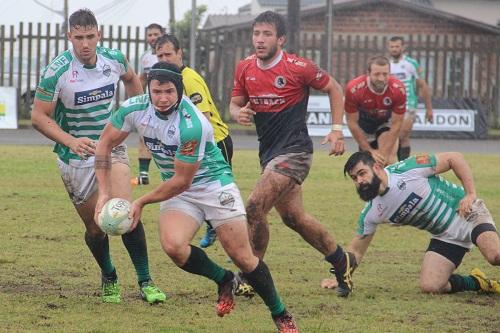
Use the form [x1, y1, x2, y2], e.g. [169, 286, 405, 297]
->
[98, 198, 133, 235]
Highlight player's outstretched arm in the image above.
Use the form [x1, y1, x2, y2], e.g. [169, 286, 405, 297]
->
[94, 123, 129, 222]
[417, 78, 433, 122]
[348, 234, 375, 266]
[121, 64, 143, 98]
[434, 152, 477, 217]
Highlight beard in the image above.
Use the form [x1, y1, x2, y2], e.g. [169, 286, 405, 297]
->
[390, 51, 402, 59]
[256, 44, 279, 62]
[371, 80, 386, 92]
[357, 174, 382, 202]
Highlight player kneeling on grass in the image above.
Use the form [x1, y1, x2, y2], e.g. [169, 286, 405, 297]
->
[94, 62, 298, 333]
[322, 151, 500, 295]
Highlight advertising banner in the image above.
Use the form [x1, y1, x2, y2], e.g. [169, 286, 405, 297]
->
[0, 87, 18, 129]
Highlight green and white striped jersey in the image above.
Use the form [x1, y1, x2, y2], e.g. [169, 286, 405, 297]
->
[390, 55, 420, 109]
[35, 46, 128, 164]
[111, 94, 233, 187]
[357, 154, 465, 236]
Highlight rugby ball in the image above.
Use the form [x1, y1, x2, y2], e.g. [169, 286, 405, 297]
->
[97, 198, 133, 235]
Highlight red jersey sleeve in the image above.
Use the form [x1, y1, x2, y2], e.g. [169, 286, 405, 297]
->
[344, 80, 359, 114]
[300, 58, 330, 91]
[391, 80, 407, 115]
[231, 60, 248, 98]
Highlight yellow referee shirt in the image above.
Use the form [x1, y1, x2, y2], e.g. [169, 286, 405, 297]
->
[181, 66, 229, 142]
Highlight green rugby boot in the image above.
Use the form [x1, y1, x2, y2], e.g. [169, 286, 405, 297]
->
[140, 280, 167, 304]
[102, 277, 121, 304]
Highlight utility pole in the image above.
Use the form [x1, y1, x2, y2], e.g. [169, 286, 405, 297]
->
[169, 0, 175, 34]
[189, 0, 196, 68]
[287, 0, 300, 55]
[326, 0, 333, 74]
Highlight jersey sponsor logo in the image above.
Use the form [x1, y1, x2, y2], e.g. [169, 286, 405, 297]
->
[416, 154, 431, 165]
[144, 137, 177, 157]
[102, 64, 111, 77]
[74, 83, 115, 106]
[218, 191, 235, 208]
[189, 93, 203, 105]
[274, 76, 286, 89]
[383, 97, 392, 106]
[181, 109, 193, 128]
[180, 140, 198, 156]
[389, 192, 423, 224]
[286, 57, 306, 67]
[69, 70, 83, 83]
[49, 56, 69, 72]
[246, 76, 256, 81]
[395, 73, 407, 80]
[250, 95, 285, 107]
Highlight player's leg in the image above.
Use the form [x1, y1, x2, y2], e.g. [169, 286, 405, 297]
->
[397, 110, 415, 161]
[57, 159, 120, 302]
[376, 127, 398, 165]
[158, 203, 235, 314]
[421, 239, 473, 294]
[110, 148, 165, 303]
[131, 136, 152, 185]
[199, 135, 233, 248]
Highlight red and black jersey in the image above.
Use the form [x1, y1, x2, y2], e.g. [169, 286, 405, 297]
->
[345, 75, 406, 133]
[232, 51, 330, 166]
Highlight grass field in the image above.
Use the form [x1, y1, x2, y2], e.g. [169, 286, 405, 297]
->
[0, 145, 499, 333]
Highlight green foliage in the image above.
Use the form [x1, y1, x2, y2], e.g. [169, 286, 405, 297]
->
[0, 146, 498, 332]
[174, 5, 207, 51]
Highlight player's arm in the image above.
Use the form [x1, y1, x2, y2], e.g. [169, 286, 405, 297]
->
[130, 159, 200, 227]
[416, 77, 433, 122]
[433, 152, 476, 217]
[319, 76, 345, 156]
[139, 72, 148, 90]
[32, 98, 96, 159]
[230, 95, 254, 126]
[348, 234, 375, 266]
[121, 64, 143, 98]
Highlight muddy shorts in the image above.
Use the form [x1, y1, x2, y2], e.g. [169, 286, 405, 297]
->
[264, 152, 313, 185]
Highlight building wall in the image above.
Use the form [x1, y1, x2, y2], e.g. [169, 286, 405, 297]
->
[301, 3, 496, 35]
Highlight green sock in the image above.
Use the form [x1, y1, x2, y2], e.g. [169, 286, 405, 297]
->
[139, 158, 151, 174]
[179, 245, 227, 283]
[121, 222, 151, 284]
[84, 231, 115, 276]
[449, 274, 480, 292]
[242, 260, 285, 316]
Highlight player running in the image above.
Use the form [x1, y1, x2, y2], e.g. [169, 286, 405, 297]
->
[31, 9, 166, 304]
[94, 62, 299, 333]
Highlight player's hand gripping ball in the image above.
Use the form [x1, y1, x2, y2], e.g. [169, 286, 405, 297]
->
[98, 198, 133, 235]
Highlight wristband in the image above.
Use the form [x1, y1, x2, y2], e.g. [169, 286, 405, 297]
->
[331, 124, 343, 131]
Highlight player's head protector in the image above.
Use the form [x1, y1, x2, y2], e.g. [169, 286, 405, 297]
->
[147, 61, 184, 113]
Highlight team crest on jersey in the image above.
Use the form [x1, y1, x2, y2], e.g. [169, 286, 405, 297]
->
[274, 76, 287, 89]
[218, 192, 235, 208]
[74, 83, 115, 106]
[167, 125, 176, 138]
[397, 179, 407, 190]
[102, 64, 111, 77]
[389, 192, 422, 224]
[383, 97, 392, 106]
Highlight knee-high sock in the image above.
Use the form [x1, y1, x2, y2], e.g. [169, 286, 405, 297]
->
[242, 260, 285, 316]
[448, 274, 480, 293]
[179, 245, 227, 284]
[122, 221, 151, 284]
[85, 231, 115, 277]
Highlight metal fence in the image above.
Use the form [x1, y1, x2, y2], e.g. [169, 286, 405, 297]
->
[2, 21, 500, 128]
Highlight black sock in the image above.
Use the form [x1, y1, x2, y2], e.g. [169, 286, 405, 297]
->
[398, 146, 411, 161]
[121, 222, 151, 284]
[179, 245, 227, 284]
[241, 260, 285, 316]
[449, 274, 480, 293]
[84, 231, 115, 276]
[325, 245, 346, 270]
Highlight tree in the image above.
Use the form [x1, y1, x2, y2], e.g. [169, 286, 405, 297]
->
[174, 5, 208, 48]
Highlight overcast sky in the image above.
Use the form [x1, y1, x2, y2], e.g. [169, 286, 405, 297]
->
[1, 0, 250, 27]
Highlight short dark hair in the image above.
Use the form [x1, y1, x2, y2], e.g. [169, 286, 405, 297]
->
[367, 55, 390, 72]
[155, 34, 181, 52]
[344, 151, 376, 177]
[146, 23, 165, 34]
[69, 8, 97, 30]
[389, 36, 405, 44]
[252, 11, 286, 38]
